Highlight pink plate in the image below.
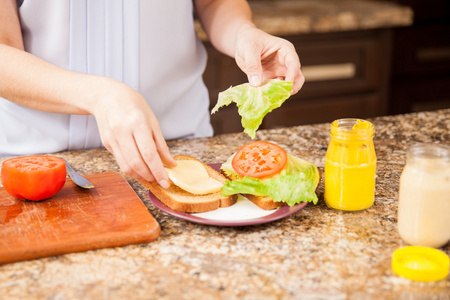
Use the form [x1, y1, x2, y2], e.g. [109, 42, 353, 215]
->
[148, 163, 308, 226]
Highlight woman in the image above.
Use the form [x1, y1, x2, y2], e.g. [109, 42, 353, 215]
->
[0, 0, 304, 188]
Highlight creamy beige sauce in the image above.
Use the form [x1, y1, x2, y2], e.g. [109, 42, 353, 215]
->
[398, 158, 450, 248]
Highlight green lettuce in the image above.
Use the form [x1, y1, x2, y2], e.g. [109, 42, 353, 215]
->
[221, 153, 320, 206]
[211, 79, 293, 139]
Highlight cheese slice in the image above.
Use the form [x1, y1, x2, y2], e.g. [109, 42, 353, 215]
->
[164, 160, 223, 195]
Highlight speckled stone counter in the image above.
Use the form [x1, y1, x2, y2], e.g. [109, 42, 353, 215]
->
[195, 0, 413, 40]
[1, 109, 449, 299]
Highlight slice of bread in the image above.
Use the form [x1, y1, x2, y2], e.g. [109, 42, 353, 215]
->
[139, 155, 237, 213]
[244, 194, 285, 210]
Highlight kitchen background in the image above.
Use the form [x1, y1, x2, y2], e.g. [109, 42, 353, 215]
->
[197, 0, 450, 135]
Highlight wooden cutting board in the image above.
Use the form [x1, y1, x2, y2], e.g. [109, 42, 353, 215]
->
[0, 172, 160, 265]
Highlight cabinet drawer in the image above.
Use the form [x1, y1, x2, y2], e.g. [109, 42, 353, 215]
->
[291, 29, 391, 99]
[392, 23, 450, 78]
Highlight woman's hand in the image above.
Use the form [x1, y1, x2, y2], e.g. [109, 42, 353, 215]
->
[89, 78, 176, 188]
[195, 0, 304, 94]
[234, 25, 305, 95]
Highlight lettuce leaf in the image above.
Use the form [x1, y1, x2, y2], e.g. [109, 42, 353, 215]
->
[211, 79, 293, 139]
[221, 153, 320, 206]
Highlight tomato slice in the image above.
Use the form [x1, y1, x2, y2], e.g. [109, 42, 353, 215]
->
[231, 141, 288, 178]
[1, 155, 67, 201]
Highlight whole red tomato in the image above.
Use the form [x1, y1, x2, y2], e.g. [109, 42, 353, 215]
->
[1, 155, 67, 201]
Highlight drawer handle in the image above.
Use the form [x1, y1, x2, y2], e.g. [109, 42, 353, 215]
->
[416, 46, 450, 62]
[302, 63, 356, 82]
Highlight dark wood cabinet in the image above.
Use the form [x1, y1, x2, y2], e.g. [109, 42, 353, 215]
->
[389, 0, 450, 114]
[204, 29, 392, 135]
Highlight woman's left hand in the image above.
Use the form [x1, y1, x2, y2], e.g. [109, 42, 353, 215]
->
[234, 25, 305, 95]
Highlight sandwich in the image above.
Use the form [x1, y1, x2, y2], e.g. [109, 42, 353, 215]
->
[139, 155, 237, 213]
[220, 141, 321, 210]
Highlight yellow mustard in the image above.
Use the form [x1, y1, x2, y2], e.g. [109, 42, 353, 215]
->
[324, 119, 377, 211]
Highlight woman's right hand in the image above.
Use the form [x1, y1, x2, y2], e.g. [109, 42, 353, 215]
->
[88, 77, 176, 188]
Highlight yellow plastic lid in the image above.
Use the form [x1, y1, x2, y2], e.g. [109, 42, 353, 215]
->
[392, 246, 450, 282]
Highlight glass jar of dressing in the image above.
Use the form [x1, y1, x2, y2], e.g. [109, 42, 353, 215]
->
[398, 143, 450, 248]
[324, 119, 377, 211]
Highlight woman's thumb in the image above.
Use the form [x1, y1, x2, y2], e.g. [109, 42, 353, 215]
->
[249, 74, 262, 87]
[244, 49, 263, 87]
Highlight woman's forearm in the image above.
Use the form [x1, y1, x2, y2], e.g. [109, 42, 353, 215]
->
[194, 0, 254, 58]
[0, 0, 96, 115]
[0, 43, 112, 115]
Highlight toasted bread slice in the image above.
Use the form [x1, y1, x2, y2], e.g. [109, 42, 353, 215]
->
[139, 155, 237, 213]
[244, 194, 285, 210]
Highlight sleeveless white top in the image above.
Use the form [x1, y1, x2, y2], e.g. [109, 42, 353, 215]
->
[0, 0, 213, 157]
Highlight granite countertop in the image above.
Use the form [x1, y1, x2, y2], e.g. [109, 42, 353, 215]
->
[1, 109, 449, 299]
[195, 0, 414, 40]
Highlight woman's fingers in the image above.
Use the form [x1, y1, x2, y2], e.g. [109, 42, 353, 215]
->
[235, 27, 263, 87]
[241, 42, 263, 87]
[93, 79, 174, 188]
[133, 124, 171, 188]
[235, 27, 304, 94]
[281, 45, 304, 95]
[150, 119, 177, 168]
[104, 136, 152, 182]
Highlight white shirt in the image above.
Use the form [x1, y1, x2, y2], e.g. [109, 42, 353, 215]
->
[0, 0, 213, 157]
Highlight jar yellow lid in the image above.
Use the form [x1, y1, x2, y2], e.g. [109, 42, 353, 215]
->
[392, 246, 450, 282]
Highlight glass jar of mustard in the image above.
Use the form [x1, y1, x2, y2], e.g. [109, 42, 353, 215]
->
[324, 119, 377, 211]
[398, 143, 450, 248]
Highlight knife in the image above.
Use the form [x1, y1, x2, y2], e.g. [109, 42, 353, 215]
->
[62, 159, 95, 189]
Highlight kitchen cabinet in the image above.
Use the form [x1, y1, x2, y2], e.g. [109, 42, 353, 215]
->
[204, 29, 392, 135]
[389, 0, 450, 114]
